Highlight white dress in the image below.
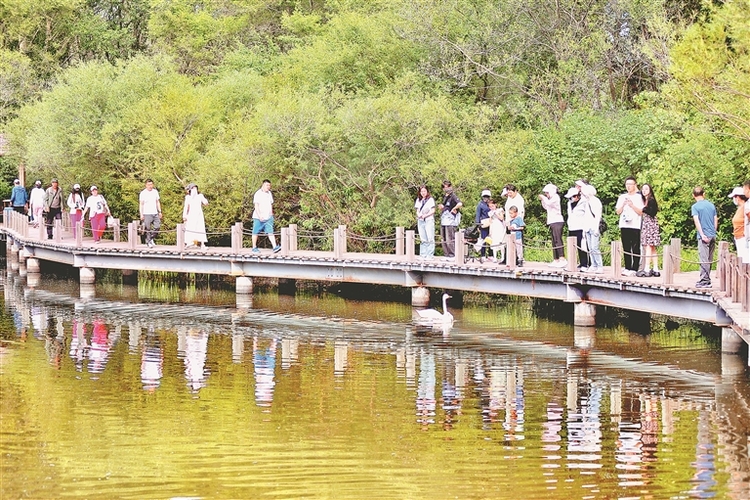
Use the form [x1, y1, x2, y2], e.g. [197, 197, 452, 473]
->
[182, 192, 208, 244]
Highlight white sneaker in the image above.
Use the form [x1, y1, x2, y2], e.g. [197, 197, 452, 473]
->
[579, 267, 588, 272]
[594, 267, 604, 274]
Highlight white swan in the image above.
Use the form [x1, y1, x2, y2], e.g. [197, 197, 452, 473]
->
[415, 293, 453, 324]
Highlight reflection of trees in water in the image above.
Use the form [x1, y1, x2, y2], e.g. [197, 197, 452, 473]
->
[2, 269, 749, 495]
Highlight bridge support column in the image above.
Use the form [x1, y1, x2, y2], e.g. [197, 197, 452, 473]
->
[10, 242, 19, 261]
[236, 276, 253, 295]
[80, 284, 96, 299]
[80, 267, 96, 285]
[278, 278, 296, 295]
[573, 302, 596, 326]
[574, 325, 596, 349]
[411, 287, 430, 308]
[26, 272, 40, 288]
[721, 327, 743, 354]
[26, 258, 40, 274]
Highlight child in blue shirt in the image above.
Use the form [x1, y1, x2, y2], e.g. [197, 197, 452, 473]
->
[509, 205, 525, 266]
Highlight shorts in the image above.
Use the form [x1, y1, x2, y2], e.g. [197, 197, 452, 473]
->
[253, 217, 274, 235]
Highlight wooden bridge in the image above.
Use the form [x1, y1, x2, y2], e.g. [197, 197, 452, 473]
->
[2, 208, 749, 361]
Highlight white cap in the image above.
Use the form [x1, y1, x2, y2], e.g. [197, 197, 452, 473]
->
[13, 179, 19, 184]
[35, 180, 41, 186]
[564, 187, 579, 198]
[90, 185, 98, 192]
[481, 189, 491, 197]
[542, 183, 557, 193]
[728, 186, 745, 198]
[501, 188, 508, 197]
[73, 183, 80, 189]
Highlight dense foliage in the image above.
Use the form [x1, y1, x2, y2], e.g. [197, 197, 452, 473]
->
[1, 0, 748, 247]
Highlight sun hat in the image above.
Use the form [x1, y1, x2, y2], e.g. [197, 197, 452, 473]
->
[542, 183, 557, 193]
[564, 187, 579, 198]
[481, 189, 491, 197]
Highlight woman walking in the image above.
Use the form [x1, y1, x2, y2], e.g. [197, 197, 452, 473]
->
[182, 183, 209, 248]
[415, 185, 436, 259]
[637, 183, 661, 277]
[81, 186, 110, 243]
[66, 184, 85, 239]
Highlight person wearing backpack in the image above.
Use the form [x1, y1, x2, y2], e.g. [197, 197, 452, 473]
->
[582, 184, 604, 274]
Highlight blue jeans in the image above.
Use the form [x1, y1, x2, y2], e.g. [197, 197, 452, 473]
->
[585, 229, 603, 268]
[417, 217, 435, 257]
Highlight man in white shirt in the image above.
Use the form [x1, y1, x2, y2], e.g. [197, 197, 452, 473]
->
[29, 180, 46, 227]
[139, 179, 162, 247]
[502, 184, 525, 225]
[252, 179, 281, 253]
[615, 176, 644, 276]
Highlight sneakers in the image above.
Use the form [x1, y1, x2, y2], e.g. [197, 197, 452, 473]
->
[146, 240, 155, 248]
[650, 270, 660, 277]
[549, 259, 567, 268]
[636, 270, 648, 277]
[272, 245, 281, 253]
[695, 281, 712, 289]
[585, 266, 603, 274]
[578, 266, 588, 272]
[252, 247, 260, 254]
[621, 269, 637, 277]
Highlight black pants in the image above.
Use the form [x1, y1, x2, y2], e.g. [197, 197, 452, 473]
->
[45, 207, 62, 238]
[568, 230, 589, 268]
[13, 206, 26, 214]
[479, 227, 489, 256]
[621, 228, 641, 271]
[549, 222, 565, 260]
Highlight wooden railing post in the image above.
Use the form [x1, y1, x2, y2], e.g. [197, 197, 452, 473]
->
[339, 225, 347, 256]
[289, 223, 298, 252]
[395, 227, 405, 256]
[743, 262, 750, 312]
[662, 244, 674, 285]
[566, 236, 576, 271]
[128, 222, 137, 250]
[611, 240, 622, 277]
[280, 227, 289, 256]
[176, 223, 185, 252]
[54, 219, 62, 243]
[75, 221, 83, 248]
[405, 230, 415, 262]
[454, 230, 464, 265]
[670, 238, 682, 273]
[113, 219, 121, 243]
[38, 215, 45, 240]
[718, 241, 729, 292]
[232, 222, 243, 253]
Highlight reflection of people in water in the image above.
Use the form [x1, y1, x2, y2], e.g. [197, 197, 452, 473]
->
[69, 320, 88, 372]
[253, 336, 277, 407]
[416, 349, 436, 428]
[180, 327, 209, 392]
[88, 319, 111, 377]
[141, 334, 163, 391]
[31, 305, 47, 340]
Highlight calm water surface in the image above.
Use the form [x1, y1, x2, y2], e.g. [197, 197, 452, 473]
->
[1, 267, 749, 499]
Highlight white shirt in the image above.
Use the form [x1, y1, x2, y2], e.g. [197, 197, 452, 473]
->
[414, 197, 435, 219]
[84, 194, 108, 218]
[505, 194, 525, 224]
[253, 188, 273, 220]
[67, 192, 85, 214]
[616, 192, 643, 229]
[29, 187, 46, 208]
[583, 196, 602, 232]
[567, 198, 587, 231]
[540, 193, 564, 224]
[139, 188, 160, 215]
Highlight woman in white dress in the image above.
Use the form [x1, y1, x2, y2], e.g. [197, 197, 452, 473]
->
[182, 183, 209, 248]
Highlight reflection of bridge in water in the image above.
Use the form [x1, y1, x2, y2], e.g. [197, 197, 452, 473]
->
[3, 208, 750, 362]
[2, 271, 749, 496]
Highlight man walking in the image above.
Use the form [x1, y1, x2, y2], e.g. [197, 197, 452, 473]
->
[252, 179, 281, 253]
[438, 181, 463, 259]
[139, 179, 162, 247]
[43, 179, 63, 239]
[691, 186, 718, 288]
[615, 177, 644, 276]
[10, 179, 28, 215]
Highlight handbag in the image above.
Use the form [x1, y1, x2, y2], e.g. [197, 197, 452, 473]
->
[589, 204, 607, 233]
[480, 217, 491, 228]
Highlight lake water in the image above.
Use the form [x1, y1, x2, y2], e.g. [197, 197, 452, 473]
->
[1, 265, 749, 499]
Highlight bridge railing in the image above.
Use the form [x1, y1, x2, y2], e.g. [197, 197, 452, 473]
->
[718, 242, 750, 312]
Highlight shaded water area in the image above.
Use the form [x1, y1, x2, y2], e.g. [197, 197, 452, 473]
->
[1, 264, 750, 499]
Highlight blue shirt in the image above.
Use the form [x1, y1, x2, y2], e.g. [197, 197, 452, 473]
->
[10, 185, 28, 206]
[691, 199, 717, 240]
[510, 216, 525, 240]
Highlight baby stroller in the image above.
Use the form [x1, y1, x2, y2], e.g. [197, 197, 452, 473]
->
[463, 220, 506, 264]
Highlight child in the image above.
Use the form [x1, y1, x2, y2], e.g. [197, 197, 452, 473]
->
[488, 201, 506, 263]
[508, 205, 525, 266]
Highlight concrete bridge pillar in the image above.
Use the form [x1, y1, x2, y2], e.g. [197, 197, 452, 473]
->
[10, 242, 19, 261]
[573, 302, 596, 326]
[26, 258, 40, 274]
[80, 284, 96, 299]
[411, 287, 430, 308]
[80, 267, 96, 285]
[278, 278, 296, 296]
[574, 325, 596, 349]
[721, 327, 743, 354]
[26, 272, 40, 288]
[236, 276, 253, 295]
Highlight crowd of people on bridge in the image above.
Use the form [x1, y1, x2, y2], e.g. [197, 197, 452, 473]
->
[414, 177, 750, 288]
[6, 174, 750, 287]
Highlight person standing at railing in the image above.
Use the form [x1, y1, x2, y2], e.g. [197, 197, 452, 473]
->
[744, 180, 750, 264]
[508, 205, 525, 267]
[691, 186, 718, 289]
[540, 183, 566, 268]
[637, 183, 661, 277]
[66, 184, 85, 239]
[139, 179, 162, 248]
[475, 189, 492, 258]
[438, 180, 462, 260]
[615, 177, 644, 277]
[81, 186, 110, 243]
[565, 186, 589, 271]
[252, 179, 281, 253]
[728, 186, 747, 264]
[581, 184, 604, 274]
[29, 180, 45, 227]
[43, 179, 64, 240]
[182, 183, 209, 249]
[415, 185, 436, 260]
[10, 179, 28, 215]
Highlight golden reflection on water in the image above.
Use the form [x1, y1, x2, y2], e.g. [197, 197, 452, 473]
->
[1, 272, 749, 499]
